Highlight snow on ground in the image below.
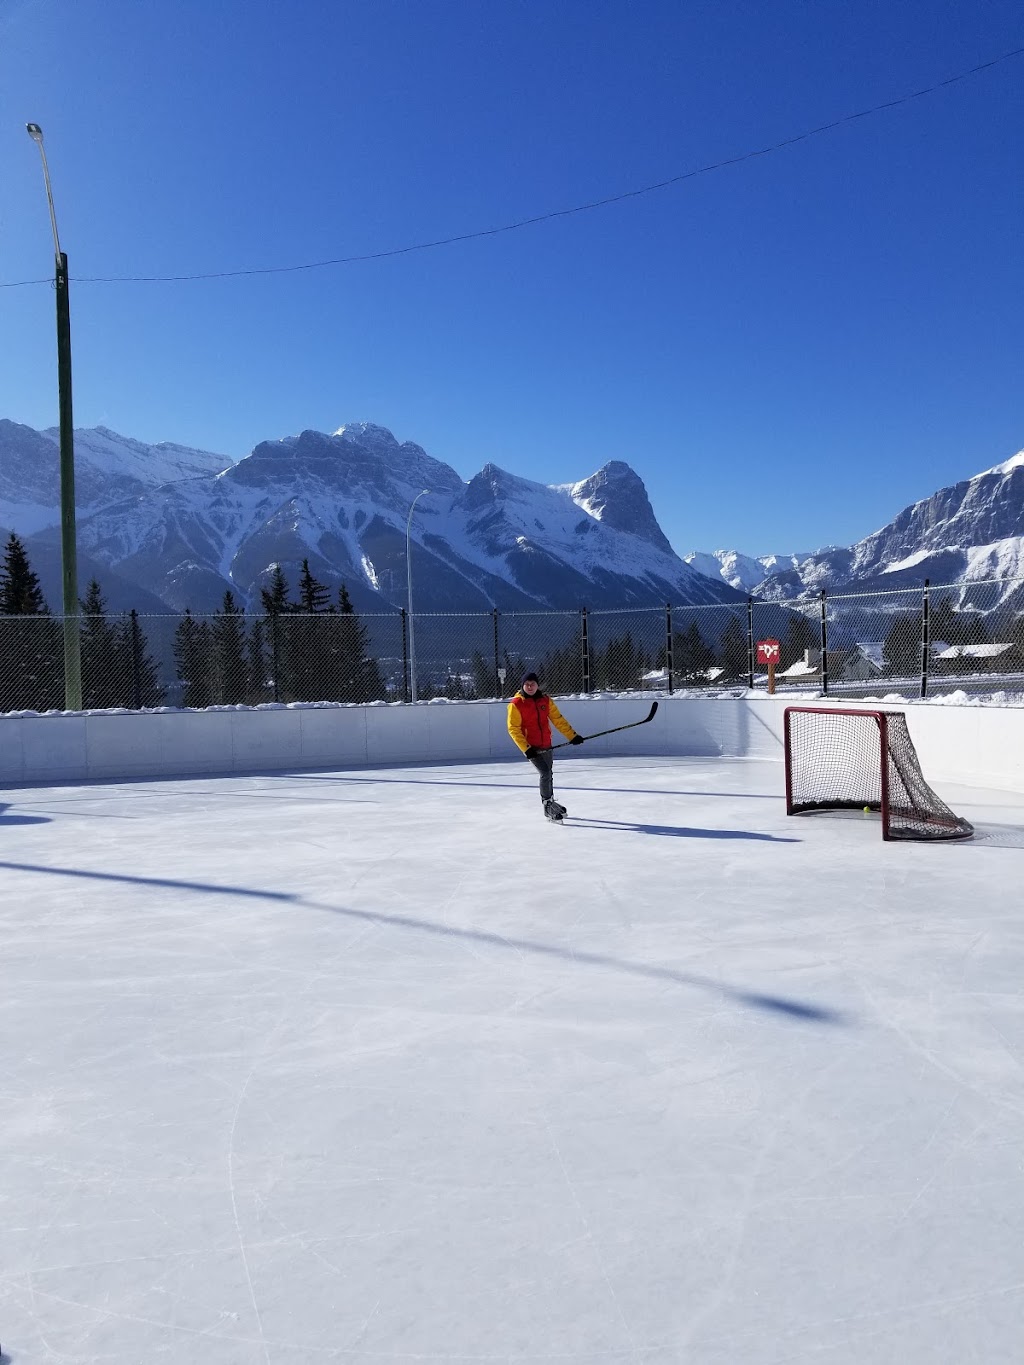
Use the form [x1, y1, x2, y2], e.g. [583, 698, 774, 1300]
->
[2, 755, 1024, 1364]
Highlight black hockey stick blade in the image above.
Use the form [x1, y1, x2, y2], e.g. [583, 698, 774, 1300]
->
[546, 701, 659, 751]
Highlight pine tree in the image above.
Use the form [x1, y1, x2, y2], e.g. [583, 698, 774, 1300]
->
[0, 533, 61, 711]
[541, 632, 584, 694]
[882, 612, 922, 677]
[261, 564, 294, 701]
[289, 560, 332, 700]
[174, 609, 213, 708]
[333, 582, 385, 702]
[260, 563, 293, 616]
[931, 596, 990, 648]
[118, 611, 165, 708]
[80, 579, 129, 708]
[297, 558, 331, 613]
[719, 616, 749, 681]
[246, 617, 270, 704]
[470, 649, 494, 699]
[782, 611, 818, 670]
[211, 591, 248, 704]
[0, 533, 48, 614]
[603, 631, 638, 690]
[501, 649, 525, 697]
[672, 622, 715, 685]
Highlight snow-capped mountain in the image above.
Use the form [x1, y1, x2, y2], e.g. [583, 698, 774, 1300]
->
[683, 549, 819, 596]
[1, 420, 746, 615]
[0, 420, 232, 536]
[688, 448, 1024, 608]
[0, 420, 234, 613]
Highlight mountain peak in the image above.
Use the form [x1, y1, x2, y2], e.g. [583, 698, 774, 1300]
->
[333, 421, 399, 447]
[570, 461, 673, 554]
[981, 449, 1024, 479]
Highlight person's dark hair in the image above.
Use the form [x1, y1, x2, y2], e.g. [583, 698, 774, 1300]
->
[522, 672, 540, 685]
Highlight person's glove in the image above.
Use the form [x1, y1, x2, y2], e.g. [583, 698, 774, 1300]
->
[524, 745, 539, 759]
[570, 734, 585, 746]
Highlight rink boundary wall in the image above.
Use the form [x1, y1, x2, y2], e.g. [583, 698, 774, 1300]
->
[1, 697, 1022, 793]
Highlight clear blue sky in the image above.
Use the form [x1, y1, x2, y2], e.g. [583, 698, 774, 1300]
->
[0, 0, 1020, 557]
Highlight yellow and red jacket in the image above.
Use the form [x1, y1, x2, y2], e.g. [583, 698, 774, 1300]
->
[507, 690, 578, 753]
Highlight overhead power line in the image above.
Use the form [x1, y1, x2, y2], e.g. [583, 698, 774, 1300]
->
[3, 44, 1022, 289]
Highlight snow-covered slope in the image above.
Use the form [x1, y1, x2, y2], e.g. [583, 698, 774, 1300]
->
[689, 448, 1024, 605]
[4, 420, 746, 614]
[0, 419, 231, 535]
[684, 549, 819, 595]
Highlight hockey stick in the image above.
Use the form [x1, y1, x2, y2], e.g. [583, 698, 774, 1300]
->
[543, 701, 659, 752]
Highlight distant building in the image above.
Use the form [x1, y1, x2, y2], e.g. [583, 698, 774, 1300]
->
[778, 646, 883, 684]
[932, 642, 1024, 673]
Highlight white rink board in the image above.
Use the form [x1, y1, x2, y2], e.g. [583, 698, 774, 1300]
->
[2, 694, 1023, 792]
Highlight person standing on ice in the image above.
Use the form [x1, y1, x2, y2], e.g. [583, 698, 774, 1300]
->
[507, 672, 584, 822]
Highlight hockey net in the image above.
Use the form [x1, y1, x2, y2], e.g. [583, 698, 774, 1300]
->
[784, 707, 974, 842]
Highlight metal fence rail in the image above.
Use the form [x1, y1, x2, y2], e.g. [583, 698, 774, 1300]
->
[3, 576, 1024, 714]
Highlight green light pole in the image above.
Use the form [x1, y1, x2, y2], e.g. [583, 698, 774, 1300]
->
[26, 122, 81, 711]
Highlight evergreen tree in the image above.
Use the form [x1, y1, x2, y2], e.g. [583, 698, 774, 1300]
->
[260, 563, 293, 616]
[0, 532, 48, 614]
[289, 560, 332, 700]
[0, 533, 61, 711]
[80, 579, 129, 708]
[602, 631, 639, 690]
[718, 616, 749, 680]
[931, 596, 990, 647]
[333, 582, 385, 702]
[882, 611, 922, 678]
[501, 649, 525, 697]
[118, 611, 165, 708]
[261, 564, 294, 701]
[246, 617, 270, 704]
[782, 611, 818, 669]
[541, 632, 584, 693]
[211, 591, 248, 704]
[470, 649, 495, 699]
[297, 558, 331, 613]
[676, 622, 716, 684]
[174, 609, 214, 707]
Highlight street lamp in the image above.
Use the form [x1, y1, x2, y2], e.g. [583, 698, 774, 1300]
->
[406, 489, 431, 702]
[26, 122, 81, 711]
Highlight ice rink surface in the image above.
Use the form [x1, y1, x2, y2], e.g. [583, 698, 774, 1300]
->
[3, 754, 1024, 1365]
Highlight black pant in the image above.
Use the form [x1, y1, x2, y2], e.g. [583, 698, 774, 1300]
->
[528, 751, 554, 803]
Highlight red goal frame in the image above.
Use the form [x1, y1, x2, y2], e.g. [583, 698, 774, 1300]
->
[783, 705, 973, 843]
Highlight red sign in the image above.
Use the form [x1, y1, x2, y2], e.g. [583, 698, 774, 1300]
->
[756, 639, 780, 665]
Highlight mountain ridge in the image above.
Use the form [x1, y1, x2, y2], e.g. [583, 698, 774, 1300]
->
[688, 447, 1024, 606]
[0, 418, 744, 616]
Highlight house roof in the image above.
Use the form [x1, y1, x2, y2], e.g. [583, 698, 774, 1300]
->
[933, 643, 1013, 660]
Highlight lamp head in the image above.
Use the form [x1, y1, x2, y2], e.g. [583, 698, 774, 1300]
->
[26, 123, 44, 144]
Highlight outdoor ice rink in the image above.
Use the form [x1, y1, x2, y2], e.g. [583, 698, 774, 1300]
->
[3, 752, 1024, 1365]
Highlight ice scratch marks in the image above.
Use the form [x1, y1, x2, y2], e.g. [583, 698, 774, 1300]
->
[534, 1098, 642, 1364]
[227, 1061, 270, 1365]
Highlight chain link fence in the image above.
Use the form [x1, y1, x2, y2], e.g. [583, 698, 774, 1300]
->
[4, 577, 1024, 714]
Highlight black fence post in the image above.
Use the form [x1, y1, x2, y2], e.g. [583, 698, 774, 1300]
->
[920, 579, 930, 699]
[581, 607, 591, 694]
[492, 608, 500, 698]
[819, 590, 829, 696]
[665, 603, 674, 696]
[401, 607, 410, 703]
[746, 598, 755, 689]
[130, 609, 143, 709]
